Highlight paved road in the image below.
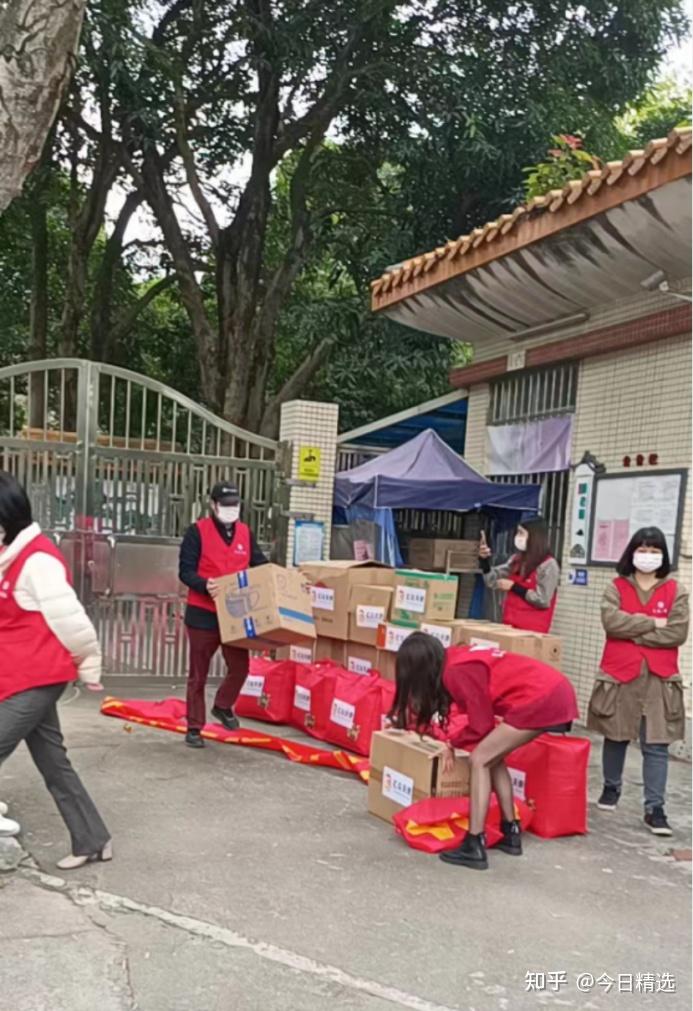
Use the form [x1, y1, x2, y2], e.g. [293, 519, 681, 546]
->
[1, 677, 690, 1011]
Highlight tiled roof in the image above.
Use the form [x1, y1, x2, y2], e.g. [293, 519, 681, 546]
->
[371, 127, 692, 310]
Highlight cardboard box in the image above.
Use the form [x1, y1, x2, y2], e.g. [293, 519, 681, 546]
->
[408, 538, 478, 572]
[373, 649, 397, 682]
[348, 584, 394, 646]
[376, 620, 417, 653]
[458, 621, 562, 667]
[315, 637, 346, 664]
[274, 642, 316, 664]
[300, 561, 394, 641]
[391, 569, 459, 623]
[368, 730, 470, 823]
[216, 564, 316, 649]
[344, 641, 378, 676]
[420, 619, 512, 649]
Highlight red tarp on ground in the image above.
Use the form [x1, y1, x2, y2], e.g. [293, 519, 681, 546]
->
[393, 795, 534, 853]
[100, 696, 370, 781]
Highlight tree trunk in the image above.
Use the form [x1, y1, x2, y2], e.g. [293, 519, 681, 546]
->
[59, 141, 121, 357]
[90, 189, 145, 360]
[0, 0, 86, 214]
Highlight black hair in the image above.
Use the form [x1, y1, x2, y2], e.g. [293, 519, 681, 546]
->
[389, 632, 449, 735]
[512, 516, 552, 578]
[0, 472, 33, 545]
[617, 526, 671, 579]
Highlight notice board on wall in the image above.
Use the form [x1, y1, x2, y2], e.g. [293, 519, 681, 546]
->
[588, 469, 687, 567]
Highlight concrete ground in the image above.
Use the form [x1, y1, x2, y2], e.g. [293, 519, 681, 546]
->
[1, 677, 690, 1011]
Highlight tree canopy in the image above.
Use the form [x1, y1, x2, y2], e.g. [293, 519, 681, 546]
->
[0, 0, 688, 434]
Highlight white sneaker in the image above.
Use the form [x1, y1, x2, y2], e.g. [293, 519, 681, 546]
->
[0, 813, 20, 836]
[0, 801, 9, 816]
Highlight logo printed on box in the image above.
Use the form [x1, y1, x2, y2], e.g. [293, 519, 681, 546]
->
[469, 640, 506, 658]
[507, 766, 526, 802]
[383, 624, 414, 652]
[310, 586, 335, 611]
[356, 605, 386, 629]
[330, 698, 356, 729]
[381, 765, 414, 806]
[290, 645, 313, 664]
[348, 655, 372, 676]
[421, 623, 452, 648]
[294, 685, 311, 711]
[395, 585, 427, 614]
[240, 675, 265, 698]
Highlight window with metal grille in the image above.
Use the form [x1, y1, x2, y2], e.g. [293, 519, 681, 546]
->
[487, 364, 577, 564]
[489, 363, 577, 425]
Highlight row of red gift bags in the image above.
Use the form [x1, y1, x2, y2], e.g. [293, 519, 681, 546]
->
[235, 657, 395, 757]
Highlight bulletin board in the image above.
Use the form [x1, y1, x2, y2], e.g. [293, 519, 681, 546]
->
[588, 469, 687, 568]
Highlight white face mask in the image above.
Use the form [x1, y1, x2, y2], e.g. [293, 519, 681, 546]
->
[633, 550, 663, 574]
[216, 504, 240, 525]
[514, 534, 528, 553]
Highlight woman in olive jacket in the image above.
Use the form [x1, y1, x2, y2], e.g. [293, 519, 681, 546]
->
[588, 527, 688, 837]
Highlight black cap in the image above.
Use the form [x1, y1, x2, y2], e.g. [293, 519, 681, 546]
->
[210, 481, 240, 505]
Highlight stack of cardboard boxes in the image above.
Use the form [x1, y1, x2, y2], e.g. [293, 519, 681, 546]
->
[215, 560, 562, 677]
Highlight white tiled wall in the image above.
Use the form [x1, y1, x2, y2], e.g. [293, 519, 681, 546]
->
[279, 400, 340, 566]
[556, 336, 692, 742]
[463, 333, 692, 754]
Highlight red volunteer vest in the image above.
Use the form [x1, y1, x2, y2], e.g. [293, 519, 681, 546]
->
[502, 556, 557, 633]
[0, 534, 77, 703]
[600, 577, 679, 683]
[186, 517, 252, 613]
[442, 645, 578, 730]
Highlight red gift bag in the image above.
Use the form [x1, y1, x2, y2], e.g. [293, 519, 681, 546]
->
[506, 734, 591, 838]
[235, 657, 296, 724]
[324, 670, 389, 756]
[393, 795, 533, 854]
[290, 660, 339, 740]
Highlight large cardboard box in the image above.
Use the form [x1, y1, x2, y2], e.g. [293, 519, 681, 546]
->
[316, 637, 346, 664]
[459, 621, 562, 667]
[277, 642, 316, 665]
[344, 641, 378, 676]
[348, 584, 394, 646]
[216, 564, 316, 649]
[373, 650, 397, 682]
[391, 569, 459, 623]
[420, 619, 512, 649]
[408, 538, 478, 572]
[300, 561, 394, 640]
[368, 730, 470, 823]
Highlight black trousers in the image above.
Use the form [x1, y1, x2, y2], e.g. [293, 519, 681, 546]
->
[0, 683, 110, 856]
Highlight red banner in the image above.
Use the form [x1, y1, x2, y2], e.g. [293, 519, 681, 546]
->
[393, 795, 533, 853]
[101, 696, 369, 781]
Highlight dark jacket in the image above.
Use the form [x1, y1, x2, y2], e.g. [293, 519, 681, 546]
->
[179, 517, 268, 630]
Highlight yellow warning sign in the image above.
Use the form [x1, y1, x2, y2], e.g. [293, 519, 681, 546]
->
[298, 446, 321, 482]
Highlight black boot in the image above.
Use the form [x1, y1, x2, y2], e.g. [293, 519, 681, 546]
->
[496, 819, 523, 856]
[439, 832, 488, 870]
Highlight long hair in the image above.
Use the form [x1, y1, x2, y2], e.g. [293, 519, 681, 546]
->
[617, 526, 671, 579]
[511, 517, 552, 578]
[389, 632, 449, 735]
[0, 472, 33, 545]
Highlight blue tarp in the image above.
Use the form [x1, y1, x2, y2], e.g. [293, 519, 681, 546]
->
[334, 429, 540, 518]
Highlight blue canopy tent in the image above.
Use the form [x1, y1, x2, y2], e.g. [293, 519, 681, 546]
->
[333, 429, 541, 586]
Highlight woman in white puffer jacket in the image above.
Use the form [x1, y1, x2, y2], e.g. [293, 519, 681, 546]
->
[0, 472, 111, 869]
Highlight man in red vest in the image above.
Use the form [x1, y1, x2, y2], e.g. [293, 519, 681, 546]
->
[178, 482, 267, 748]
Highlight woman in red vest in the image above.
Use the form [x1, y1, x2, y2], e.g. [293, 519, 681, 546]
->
[479, 518, 559, 632]
[0, 472, 111, 868]
[178, 482, 267, 748]
[588, 527, 688, 836]
[390, 632, 578, 871]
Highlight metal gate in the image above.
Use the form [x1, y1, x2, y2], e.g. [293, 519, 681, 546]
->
[0, 359, 283, 676]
